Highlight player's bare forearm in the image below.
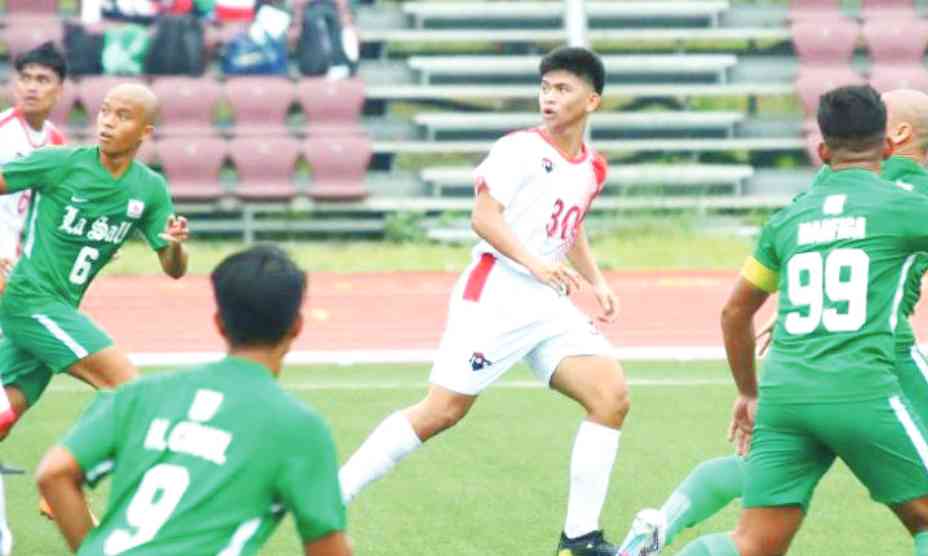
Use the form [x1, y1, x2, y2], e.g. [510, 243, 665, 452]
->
[305, 532, 353, 556]
[36, 446, 95, 552]
[158, 242, 188, 279]
[471, 190, 544, 272]
[566, 226, 607, 287]
[721, 277, 770, 398]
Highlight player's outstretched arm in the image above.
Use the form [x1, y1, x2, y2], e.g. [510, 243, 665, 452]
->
[35, 445, 96, 552]
[567, 225, 617, 322]
[158, 215, 189, 279]
[471, 189, 581, 294]
[304, 532, 353, 556]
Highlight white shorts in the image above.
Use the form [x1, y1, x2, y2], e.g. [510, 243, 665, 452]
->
[429, 254, 614, 395]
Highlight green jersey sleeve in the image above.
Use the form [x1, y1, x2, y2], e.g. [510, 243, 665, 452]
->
[752, 220, 780, 272]
[275, 413, 347, 542]
[901, 195, 928, 252]
[1, 146, 72, 193]
[61, 390, 120, 488]
[139, 175, 175, 252]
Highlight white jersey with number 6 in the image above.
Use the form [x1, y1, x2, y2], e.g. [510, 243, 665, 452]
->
[472, 127, 608, 274]
[0, 107, 66, 262]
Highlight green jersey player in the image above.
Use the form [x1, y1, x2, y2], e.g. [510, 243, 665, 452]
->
[0, 83, 189, 443]
[36, 245, 352, 556]
[672, 86, 928, 556]
[618, 89, 928, 556]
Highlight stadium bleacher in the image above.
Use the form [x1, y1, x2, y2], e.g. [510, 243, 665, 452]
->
[2, 0, 927, 238]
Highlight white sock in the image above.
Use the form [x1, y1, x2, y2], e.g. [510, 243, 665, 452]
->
[0, 474, 11, 556]
[339, 411, 422, 504]
[563, 420, 621, 539]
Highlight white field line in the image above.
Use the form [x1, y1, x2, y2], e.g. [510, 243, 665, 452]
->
[126, 346, 729, 368]
[46, 377, 731, 394]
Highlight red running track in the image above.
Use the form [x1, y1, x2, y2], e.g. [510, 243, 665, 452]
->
[76, 269, 824, 353]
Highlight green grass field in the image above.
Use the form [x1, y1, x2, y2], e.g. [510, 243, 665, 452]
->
[4, 361, 914, 555]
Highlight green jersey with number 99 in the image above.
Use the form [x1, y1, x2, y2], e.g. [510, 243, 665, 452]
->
[743, 168, 928, 403]
[1, 146, 172, 308]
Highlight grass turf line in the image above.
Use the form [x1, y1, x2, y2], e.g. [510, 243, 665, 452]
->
[5, 361, 910, 555]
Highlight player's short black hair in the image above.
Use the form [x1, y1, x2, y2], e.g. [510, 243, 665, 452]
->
[539, 46, 605, 95]
[817, 84, 887, 152]
[211, 245, 307, 348]
[14, 42, 67, 82]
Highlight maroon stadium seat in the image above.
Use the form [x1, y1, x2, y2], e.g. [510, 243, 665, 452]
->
[6, 0, 59, 13]
[151, 77, 221, 137]
[297, 77, 365, 134]
[224, 77, 295, 137]
[869, 64, 928, 93]
[789, 0, 841, 20]
[795, 66, 865, 117]
[3, 19, 64, 59]
[136, 138, 159, 167]
[157, 137, 227, 201]
[862, 16, 928, 65]
[305, 134, 371, 201]
[791, 18, 860, 66]
[229, 136, 301, 200]
[79, 76, 147, 121]
[49, 80, 79, 131]
[804, 124, 824, 166]
[861, 0, 917, 17]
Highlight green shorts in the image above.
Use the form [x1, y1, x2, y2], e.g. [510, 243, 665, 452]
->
[896, 346, 928, 425]
[743, 394, 928, 511]
[0, 299, 112, 407]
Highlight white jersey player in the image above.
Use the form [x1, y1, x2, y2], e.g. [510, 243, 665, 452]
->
[0, 41, 68, 556]
[0, 42, 67, 284]
[339, 47, 629, 556]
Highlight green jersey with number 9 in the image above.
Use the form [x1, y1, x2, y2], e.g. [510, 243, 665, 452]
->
[742, 168, 928, 403]
[1, 146, 172, 308]
[61, 357, 346, 556]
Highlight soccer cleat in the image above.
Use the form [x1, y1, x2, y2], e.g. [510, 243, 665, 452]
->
[617, 508, 667, 556]
[556, 529, 619, 556]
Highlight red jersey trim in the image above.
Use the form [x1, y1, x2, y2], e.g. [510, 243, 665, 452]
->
[533, 127, 589, 165]
[0, 110, 17, 130]
[463, 253, 496, 302]
[49, 125, 66, 145]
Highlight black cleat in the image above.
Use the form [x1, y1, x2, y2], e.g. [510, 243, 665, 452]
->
[0, 463, 23, 476]
[556, 530, 619, 556]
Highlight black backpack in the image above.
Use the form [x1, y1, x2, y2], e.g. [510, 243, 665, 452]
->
[144, 14, 206, 76]
[298, 0, 343, 76]
[63, 22, 105, 76]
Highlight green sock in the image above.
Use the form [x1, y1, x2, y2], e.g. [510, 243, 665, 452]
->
[676, 532, 740, 556]
[661, 455, 745, 545]
[915, 531, 928, 555]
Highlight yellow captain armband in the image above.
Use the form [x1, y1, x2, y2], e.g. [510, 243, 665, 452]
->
[741, 257, 779, 293]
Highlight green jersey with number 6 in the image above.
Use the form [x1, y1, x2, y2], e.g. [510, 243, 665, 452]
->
[61, 356, 346, 556]
[1, 146, 172, 308]
[742, 168, 928, 403]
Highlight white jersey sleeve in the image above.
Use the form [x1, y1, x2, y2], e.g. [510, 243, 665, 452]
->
[473, 132, 530, 208]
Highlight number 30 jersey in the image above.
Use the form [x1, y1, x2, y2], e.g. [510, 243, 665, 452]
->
[742, 168, 928, 403]
[1, 146, 173, 308]
[471, 127, 608, 274]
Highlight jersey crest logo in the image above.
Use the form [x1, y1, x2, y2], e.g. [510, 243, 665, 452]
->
[822, 194, 846, 215]
[542, 157, 554, 173]
[469, 352, 492, 371]
[127, 199, 145, 219]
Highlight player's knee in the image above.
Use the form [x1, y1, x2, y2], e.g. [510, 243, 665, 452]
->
[733, 527, 791, 556]
[587, 381, 630, 426]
